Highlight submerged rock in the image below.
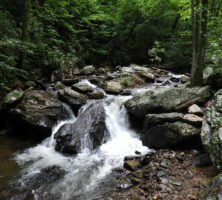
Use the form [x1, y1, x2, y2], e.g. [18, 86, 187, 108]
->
[125, 86, 212, 118]
[55, 102, 108, 155]
[58, 88, 87, 113]
[142, 122, 200, 149]
[201, 89, 222, 171]
[8, 90, 65, 139]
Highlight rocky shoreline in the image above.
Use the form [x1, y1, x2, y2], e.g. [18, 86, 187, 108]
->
[0, 64, 221, 200]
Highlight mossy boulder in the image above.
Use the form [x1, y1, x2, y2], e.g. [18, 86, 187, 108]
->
[2, 89, 24, 109]
[58, 88, 87, 113]
[201, 89, 222, 171]
[8, 90, 66, 139]
[142, 121, 200, 149]
[125, 86, 213, 118]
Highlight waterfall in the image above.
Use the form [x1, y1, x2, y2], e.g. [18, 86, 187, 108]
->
[14, 95, 150, 200]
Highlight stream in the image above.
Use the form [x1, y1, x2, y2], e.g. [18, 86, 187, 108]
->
[0, 74, 182, 200]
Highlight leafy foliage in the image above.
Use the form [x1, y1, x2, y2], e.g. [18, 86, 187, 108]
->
[0, 0, 221, 85]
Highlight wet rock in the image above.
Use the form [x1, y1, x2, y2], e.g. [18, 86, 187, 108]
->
[53, 81, 65, 90]
[88, 90, 105, 99]
[138, 71, 155, 82]
[80, 65, 95, 75]
[105, 80, 123, 94]
[124, 160, 140, 171]
[125, 86, 212, 118]
[201, 89, 222, 171]
[10, 166, 65, 200]
[58, 88, 87, 113]
[188, 104, 203, 116]
[71, 81, 94, 93]
[180, 75, 190, 83]
[142, 122, 200, 149]
[8, 90, 65, 139]
[143, 113, 184, 131]
[202, 174, 222, 200]
[97, 67, 107, 74]
[2, 89, 24, 109]
[182, 114, 203, 126]
[55, 102, 108, 155]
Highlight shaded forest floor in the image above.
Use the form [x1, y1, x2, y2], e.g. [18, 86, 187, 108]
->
[105, 150, 216, 200]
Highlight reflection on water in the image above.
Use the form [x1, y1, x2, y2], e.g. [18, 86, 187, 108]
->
[0, 133, 36, 200]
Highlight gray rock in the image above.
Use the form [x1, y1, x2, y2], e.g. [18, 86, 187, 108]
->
[192, 153, 212, 167]
[138, 71, 155, 82]
[182, 114, 203, 126]
[2, 90, 24, 109]
[71, 82, 94, 93]
[188, 104, 203, 115]
[201, 89, 222, 171]
[88, 90, 105, 99]
[105, 80, 123, 94]
[201, 174, 222, 200]
[53, 81, 65, 90]
[58, 88, 87, 113]
[123, 160, 140, 171]
[125, 86, 212, 118]
[143, 113, 184, 131]
[142, 122, 200, 149]
[180, 75, 190, 83]
[8, 90, 65, 139]
[81, 65, 95, 75]
[55, 102, 108, 155]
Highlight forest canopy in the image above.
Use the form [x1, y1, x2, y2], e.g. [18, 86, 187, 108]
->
[0, 0, 221, 84]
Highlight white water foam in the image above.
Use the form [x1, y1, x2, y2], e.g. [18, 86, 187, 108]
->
[14, 95, 150, 200]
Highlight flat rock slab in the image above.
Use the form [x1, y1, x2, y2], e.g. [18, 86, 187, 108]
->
[125, 86, 212, 118]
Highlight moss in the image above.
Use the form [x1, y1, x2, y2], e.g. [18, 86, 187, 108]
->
[120, 76, 132, 87]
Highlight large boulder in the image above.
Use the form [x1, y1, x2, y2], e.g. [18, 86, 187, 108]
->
[202, 174, 222, 200]
[143, 113, 184, 131]
[142, 122, 200, 149]
[55, 102, 108, 155]
[2, 89, 24, 109]
[58, 88, 87, 113]
[8, 90, 66, 139]
[201, 89, 222, 171]
[125, 86, 213, 118]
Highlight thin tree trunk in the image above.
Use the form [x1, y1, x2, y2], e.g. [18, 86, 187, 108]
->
[17, 0, 31, 69]
[191, 0, 208, 86]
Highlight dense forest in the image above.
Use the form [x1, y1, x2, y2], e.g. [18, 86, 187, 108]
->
[0, 0, 221, 85]
[1, 1, 222, 200]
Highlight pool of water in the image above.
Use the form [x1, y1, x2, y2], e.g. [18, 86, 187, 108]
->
[0, 133, 36, 200]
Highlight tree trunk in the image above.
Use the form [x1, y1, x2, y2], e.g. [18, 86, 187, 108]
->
[17, 0, 31, 69]
[191, 0, 208, 86]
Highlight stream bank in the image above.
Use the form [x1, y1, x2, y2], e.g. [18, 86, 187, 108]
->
[0, 64, 221, 200]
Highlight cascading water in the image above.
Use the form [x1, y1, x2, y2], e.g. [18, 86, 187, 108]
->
[13, 94, 150, 200]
